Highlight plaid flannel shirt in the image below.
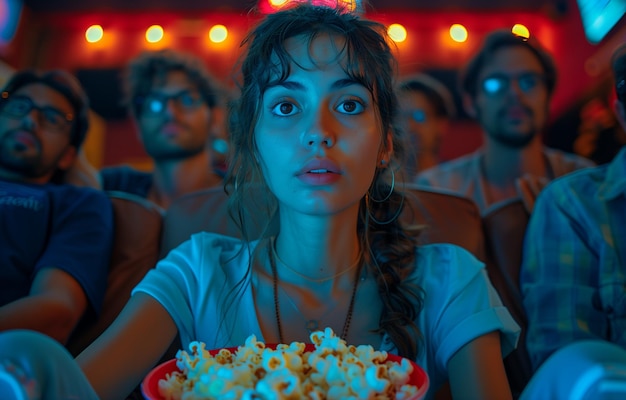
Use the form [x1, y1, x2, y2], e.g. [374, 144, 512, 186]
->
[521, 147, 626, 370]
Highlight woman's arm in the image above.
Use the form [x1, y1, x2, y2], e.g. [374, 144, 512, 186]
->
[447, 331, 512, 400]
[76, 292, 178, 400]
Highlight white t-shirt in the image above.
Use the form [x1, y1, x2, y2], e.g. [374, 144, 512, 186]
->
[133, 233, 520, 397]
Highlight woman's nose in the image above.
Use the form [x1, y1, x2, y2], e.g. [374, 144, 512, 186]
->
[302, 109, 335, 148]
[305, 134, 334, 148]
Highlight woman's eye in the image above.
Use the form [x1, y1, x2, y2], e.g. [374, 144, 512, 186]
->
[337, 99, 364, 115]
[271, 101, 299, 117]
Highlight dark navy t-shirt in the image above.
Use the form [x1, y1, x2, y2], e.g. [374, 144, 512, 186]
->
[0, 180, 114, 317]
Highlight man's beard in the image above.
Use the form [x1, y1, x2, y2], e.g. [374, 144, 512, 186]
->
[0, 132, 43, 178]
[142, 123, 207, 163]
[0, 131, 62, 180]
[479, 106, 539, 149]
[147, 144, 206, 163]
[487, 127, 536, 148]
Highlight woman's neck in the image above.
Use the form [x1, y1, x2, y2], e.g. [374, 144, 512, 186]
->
[274, 208, 362, 287]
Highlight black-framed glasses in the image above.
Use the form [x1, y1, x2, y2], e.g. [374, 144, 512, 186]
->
[0, 93, 74, 134]
[481, 72, 546, 96]
[136, 90, 204, 116]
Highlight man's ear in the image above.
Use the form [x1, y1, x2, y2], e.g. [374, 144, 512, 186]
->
[462, 93, 477, 119]
[57, 146, 77, 171]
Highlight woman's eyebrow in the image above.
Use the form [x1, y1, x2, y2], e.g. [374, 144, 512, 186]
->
[266, 78, 363, 92]
[331, 78, 362, 90]
[266, 80, 305, 91]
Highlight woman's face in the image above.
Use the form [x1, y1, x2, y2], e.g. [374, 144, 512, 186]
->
[254, 33, 389, 217]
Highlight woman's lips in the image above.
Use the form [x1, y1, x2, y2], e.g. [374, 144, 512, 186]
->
[296, 159, 342, 185]
[297, 170, 341, 185]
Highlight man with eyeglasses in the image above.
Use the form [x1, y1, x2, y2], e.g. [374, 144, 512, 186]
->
[0, 70, 113, 344]
[395, 73, 456, 180]
[517, 42, 626, 400]
[415, 30, 593, 214]
[98, 49, 224, 210]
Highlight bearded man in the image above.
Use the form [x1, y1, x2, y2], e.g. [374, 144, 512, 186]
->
[0, 70, 113, 344]
[415, 30, 593, 214]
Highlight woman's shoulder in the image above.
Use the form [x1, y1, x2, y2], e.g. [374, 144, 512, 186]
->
[148, 233, 263, 292]
[415, 242, 482, 266]
[187, 231, 247, 247]
[411, 243, 485, 285]
[181, 232, 260, 258]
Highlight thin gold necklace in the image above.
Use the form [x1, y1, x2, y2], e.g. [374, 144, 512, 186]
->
[268, 243, 361, 342]
[271, 237, 362, 283]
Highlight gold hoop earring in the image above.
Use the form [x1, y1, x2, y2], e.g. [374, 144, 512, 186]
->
[369, 167, 395, 203]
[365, 188, 404, 225]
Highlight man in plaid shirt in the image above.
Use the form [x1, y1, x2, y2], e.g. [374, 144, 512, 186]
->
[519, 43, 626, 399]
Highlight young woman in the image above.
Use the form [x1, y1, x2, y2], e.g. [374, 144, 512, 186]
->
[0, 4, 518, 399]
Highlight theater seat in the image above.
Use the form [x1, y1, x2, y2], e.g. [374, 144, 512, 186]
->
[402, 185, 486, 261]
[482, 198, 533, 398]
[66, 191, 164, 356]
[161, 184, 486, 261]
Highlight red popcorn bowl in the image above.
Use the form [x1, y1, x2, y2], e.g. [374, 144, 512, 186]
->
[142, 344, 429, 399]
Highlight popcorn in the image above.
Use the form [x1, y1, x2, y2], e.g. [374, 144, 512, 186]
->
[158, 328, 420, 399]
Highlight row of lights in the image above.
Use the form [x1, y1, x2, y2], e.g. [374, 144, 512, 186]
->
[85, 22, 531, 46]
[85, 24, 230, 44]
[387, 23, 530, 43]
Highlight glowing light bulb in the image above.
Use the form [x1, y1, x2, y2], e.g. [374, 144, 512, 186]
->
[269, 0, 288, 7]
[337, 0, 357, 12]
[512, 24, 530, 39]
[388, 24, 407, 43]
[146, 25, 164, 43]
[85, 25, 103, 43]
[209, 25, 228, 43]
[449, 24, 468, 43]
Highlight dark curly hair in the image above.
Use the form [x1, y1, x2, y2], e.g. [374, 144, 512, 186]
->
[224, 4, 424, 359]
[124, 48, 220, 116]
